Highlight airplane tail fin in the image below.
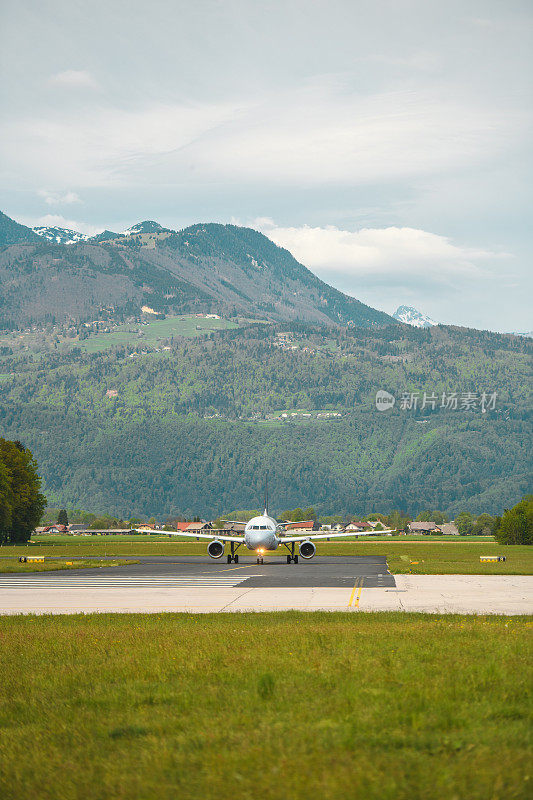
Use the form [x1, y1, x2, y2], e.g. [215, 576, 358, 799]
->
[264, 472, 269, 516]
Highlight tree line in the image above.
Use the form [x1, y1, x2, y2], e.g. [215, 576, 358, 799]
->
[39, 497, 533, 544]
[0, 438, 46, 543]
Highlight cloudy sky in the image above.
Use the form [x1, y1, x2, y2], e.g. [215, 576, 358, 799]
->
[1, 1, 531, 331]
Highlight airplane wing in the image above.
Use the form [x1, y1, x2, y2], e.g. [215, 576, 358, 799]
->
[280, 529, 395, 543]
[164, 531, 244, 543]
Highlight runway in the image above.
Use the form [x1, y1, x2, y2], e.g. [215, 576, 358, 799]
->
[1, 556, 531, 615]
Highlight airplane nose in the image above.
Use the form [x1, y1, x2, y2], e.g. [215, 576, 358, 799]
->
[246, 532, 261, 549]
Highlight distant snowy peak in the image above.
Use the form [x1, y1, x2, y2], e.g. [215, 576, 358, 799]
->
[123, 220, 171, 235]
[393, 305, 438, 328]
[33, 226, 88, 245]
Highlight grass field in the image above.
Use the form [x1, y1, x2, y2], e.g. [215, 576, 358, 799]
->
[77, 314, 239, 353]
[0, 613, 530, 800]
[0, 558, 138, 573]
[2, 538, 531, 575]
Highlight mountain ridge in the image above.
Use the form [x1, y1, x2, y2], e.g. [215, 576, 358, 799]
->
[0, 211, 394, 329]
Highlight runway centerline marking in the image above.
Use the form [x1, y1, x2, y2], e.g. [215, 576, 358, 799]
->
[348, 577, 364, 608]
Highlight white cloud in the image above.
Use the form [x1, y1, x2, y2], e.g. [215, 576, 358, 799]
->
[2, 80, 527, 191]
[37, 189, 81, 205]
[48, 70, 99, 89]
[253, 220, 509, 282]
[1, 101, 239, 187]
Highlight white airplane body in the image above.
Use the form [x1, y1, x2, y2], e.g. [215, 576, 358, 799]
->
[167, 510, 392, 564]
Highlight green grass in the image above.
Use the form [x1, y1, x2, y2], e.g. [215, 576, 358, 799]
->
[0, 613, 530, 800]
[77, 314, 239, 352]
[0, 558, 138, 574]
[3, 538, 531, 574]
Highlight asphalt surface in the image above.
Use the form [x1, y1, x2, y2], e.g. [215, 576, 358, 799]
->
[1, 557, 531, 614]
[0, 555, 395, 589]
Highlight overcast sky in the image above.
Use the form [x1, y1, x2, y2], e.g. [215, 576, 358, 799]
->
[1, 0, 531, 331]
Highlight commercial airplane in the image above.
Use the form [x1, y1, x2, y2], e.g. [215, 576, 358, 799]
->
[166, 494, 391, 563]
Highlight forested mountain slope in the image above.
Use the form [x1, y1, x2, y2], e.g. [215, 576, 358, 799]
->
[0, 323, 530, 517]
[0, 210, 40, 248]
[0, 211, 392, 328]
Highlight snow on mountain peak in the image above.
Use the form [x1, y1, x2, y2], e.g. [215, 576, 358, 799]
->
[393, 305, 438, 328]
[33, 226, 88, 245]
[123, 220, 169, 235]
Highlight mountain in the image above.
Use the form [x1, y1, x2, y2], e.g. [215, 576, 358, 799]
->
[88, 230, 119, 243]
[123, 220, 170, 235]
[33, 226, 89, 245]
[1, 322, 530, 517]
[0, 210, 40, 248]
[510, 331, 533, 339]
[0, 212, 394, 329]
[393, 305, 437, 328]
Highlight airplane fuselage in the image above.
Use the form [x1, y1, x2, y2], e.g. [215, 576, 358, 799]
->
[244, 513, 279, 551]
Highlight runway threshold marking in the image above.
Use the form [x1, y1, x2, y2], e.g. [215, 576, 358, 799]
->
[348, 577, 364, 608]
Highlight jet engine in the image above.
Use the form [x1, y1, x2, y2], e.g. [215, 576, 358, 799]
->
[207, 540, 224, 559]
[299, 540, 316, 559]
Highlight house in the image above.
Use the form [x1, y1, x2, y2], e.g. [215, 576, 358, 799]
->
[224, 521, 246, 533]
[174, 521, 213, 533]
[436, 523, 459, 536]
[408, 521, 439, 534]
[285, 520, 319, 532]
[68, 524, 87, 533]
[137, 523, 164, 533]
[344, 523, 364, 533]
[185, 521, 213, 532]
[175, 521, 193, 532]
[40, 524, 69, 534]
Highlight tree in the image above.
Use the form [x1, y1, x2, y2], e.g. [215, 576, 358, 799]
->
[471, 513, 497, 536]
[0, 456, 13, 541]
[494, 496, 533, 545]
[0, 439, 46, 544]
[57, 509, 68, 526]
[455, 512, 475, 536]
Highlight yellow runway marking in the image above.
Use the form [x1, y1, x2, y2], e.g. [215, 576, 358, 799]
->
[348, 577, 364, 608]
[199, 564, 259, 574]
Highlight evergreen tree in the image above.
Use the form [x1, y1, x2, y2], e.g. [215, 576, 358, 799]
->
[57, 509, 68, 526]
